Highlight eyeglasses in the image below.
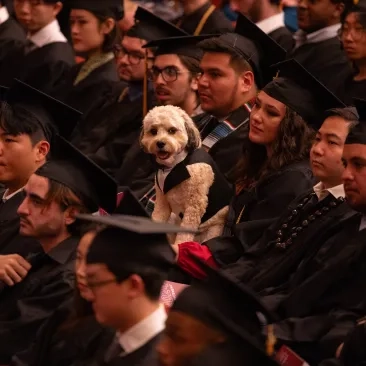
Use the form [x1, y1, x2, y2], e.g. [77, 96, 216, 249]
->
[113, 44, 153, 65]
[338, 26, 366, 41]
[148, 66, 192, 82]
[87, 278, 116, 290]
[14, 0, 44, 6]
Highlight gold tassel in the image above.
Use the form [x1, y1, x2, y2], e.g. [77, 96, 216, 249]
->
[354, 0, 359, 5]
[143, 49, 148, 117]
[266, 324, 276, 356]
[273, 70, 280, 80]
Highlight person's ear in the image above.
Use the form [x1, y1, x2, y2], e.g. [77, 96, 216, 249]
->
[64, 206, 79, 226]
[34, 140, 50, 163]
[53, 2, 63, 17]
[333, 2, 344, 20]
[101, 18, 116, 36]
[190, 75, 199, 91]
[238, 70, 255, 94]
[124, 274, 145, 299]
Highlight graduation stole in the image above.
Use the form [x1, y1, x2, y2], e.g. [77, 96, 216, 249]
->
[74, 52, 115, 86]
[176, 4, 216, 35]
[201, 102, 253, 150]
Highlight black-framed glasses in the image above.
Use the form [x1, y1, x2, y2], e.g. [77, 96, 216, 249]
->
[148, 66, 191, 82]
[87, 278, 116, 290]
[113, 44, 152, 65]
[338, 25, 366, 41]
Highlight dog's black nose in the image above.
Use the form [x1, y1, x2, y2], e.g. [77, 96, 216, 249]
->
[157, 141, 165, 149]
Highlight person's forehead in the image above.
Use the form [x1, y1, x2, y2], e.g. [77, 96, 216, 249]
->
[26, 174, 50, 197]
[154, 54, 185, 69]
[122, 36, 146, 51]
[200, 52, 231, 69]
[319, 116, 348, 135]
[344, 143, 366, 158]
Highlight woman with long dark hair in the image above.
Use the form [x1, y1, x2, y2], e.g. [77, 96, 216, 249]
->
[338, 1, 366, 102]
[173, 60, 347, 280]
[52, 0, 124, 120]
[12, 225, 112, 366]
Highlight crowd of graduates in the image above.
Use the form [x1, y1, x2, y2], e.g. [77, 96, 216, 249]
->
[0, 0, 366, 365]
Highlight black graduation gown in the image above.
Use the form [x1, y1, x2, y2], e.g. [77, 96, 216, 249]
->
[263, 215, 366, 364]
[1, 42, 75, 93]
[174, 2, 233, 35]
[205, 160, 314, 266]
[288, 37, 353, 95]
[0, 191, 41, 256]
[11, 298, 112, 366]
[51, 59, 120, 116]
[76, 332, 161, 366]
[268, 27, 294, 52]
[0, 236, 78, 363]
[337, 74, 366, 104]
[71, 83, 154, 177]
[222, 190, 353, 288]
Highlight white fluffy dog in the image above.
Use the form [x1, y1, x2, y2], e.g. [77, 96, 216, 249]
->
[140, 105, 232, 245]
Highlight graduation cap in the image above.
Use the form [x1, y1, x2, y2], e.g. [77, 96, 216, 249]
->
[172, 257, 278, 359]
[4, 79, 82, 140]
[115, 186, 150, 217]
[262, 59, 345, 127]
[143, 35, 214, 61]
[69, 0, 124, 20]
[77, 214, 197, 276]
[36, 135, 118, 213]
[126, 6, 188, 42]
[345, 98, 366, 145]
[233, 13, 287, 86]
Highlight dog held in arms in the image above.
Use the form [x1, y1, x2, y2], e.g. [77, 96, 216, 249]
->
[140, 105, 232, 245]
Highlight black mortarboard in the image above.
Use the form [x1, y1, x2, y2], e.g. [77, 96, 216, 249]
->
[143, 35, 214, 61]
[233, 13, 287, 86]
[70, 0, 124, 20]
[5, 79, 81, 140]
[115, 187, 149, 217]
[171, 258, 277, 357]
[78, 214, 197, 276]
[126, 7, 188, 42]
[36, 135, 117, 213]
[345, 98, 366, 145]
[262, 59, 345, 128]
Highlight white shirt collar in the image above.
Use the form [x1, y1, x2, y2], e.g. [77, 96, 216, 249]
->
[2, 187, 24, 202]
[117, 304, 167, 355]
[28, 19, 67, 48]
[256, 12, 285, 35]
[313, 182, 345, 201]
[294, 23, 341, 47]
[0, 6, 9, 25]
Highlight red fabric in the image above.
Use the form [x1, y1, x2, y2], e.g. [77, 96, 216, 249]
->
[177, 242, 218, 279]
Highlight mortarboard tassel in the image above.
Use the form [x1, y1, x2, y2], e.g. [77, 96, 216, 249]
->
[143, 49, 148, 117]
[266, 324, 277, 356]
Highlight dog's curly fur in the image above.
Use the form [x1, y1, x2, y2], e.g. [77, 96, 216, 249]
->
[140, 106, 229, 245]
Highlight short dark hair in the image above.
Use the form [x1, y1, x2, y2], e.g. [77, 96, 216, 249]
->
[44, 179, 90, 236]
[199, 37, 254, 75]
[0, 102, 47, 145]
[135, 267, 167, 301]
[323, 107, 359, 128]
[93, 12, 121, 53]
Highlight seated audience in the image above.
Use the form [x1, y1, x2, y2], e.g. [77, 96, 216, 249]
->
[0, 0, 74, 93]
[52, 0, 124, 116]
[173, 0, 233, 35]
[338, 0, 366, 102]
[0, 80, 81, 257]
[0, 135, 117, 363]
[70, 7, 187, 176]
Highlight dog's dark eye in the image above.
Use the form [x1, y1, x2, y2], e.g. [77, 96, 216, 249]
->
[168, 128, 177, 134]
[150, 128, 158, 136]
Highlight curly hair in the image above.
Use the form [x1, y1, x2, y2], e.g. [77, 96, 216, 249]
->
[231, 108, 314, 190]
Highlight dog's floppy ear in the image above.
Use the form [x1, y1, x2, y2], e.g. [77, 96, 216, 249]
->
[139, 126, 147, 151]
[178, 109, 202, 153]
